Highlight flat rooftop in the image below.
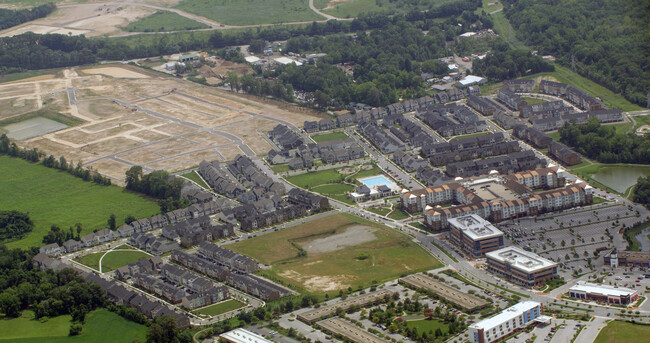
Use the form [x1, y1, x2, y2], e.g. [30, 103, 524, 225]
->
[570, 281, 637, 298]
[219, 328, 272, 343]
[466, 180, 520, 202]
[486, 246, 557, 273]
[400, 274, 489, 311]
[470, 301, 540, 331]
[317, 317, 390, 343]
[297, 289, 394, 323]
[448, 214, 503, 240]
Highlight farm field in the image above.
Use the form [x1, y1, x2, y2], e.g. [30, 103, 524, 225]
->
[193, 299, 246, 316]
[315, 0, 453, 19]
[0, 309, 147, 343]
[175, 0, 324, 26]
[0, 155, 159, 249]
[124, 10, 209, 32]
[75, 250, 151, 272]
[311, 131, 349, 142]
[594, 321, 650, 343]
[228, 213, 441, 294]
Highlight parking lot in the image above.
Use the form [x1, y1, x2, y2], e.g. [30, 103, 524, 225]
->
[497, 204, 645, 278]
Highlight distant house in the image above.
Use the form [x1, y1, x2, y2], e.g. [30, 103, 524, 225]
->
[549, 141, 582, 166]
[39, 243, 62, 257]
[504, 79, 535, 93]
[178, 53, 199, 63]
[62, 239, 81, 254]
[497, 88, 527, 111]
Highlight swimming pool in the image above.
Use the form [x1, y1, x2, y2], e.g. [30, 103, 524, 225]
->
[359, 175, 396, 189]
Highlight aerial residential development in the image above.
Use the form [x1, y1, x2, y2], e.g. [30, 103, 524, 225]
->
[0, 1, 648, 343]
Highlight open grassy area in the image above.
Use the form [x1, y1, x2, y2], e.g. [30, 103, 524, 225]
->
[175, 0, 324, 26]
[632, 115, 650, 130]
[388, 207, 411, 220]
[124, 10, 209, 32]
[180, 170, 210, 190]
[0, 156, 159, 249]
[286, 164, 383, 204]
[367, 206, 391, 217]
[521, 64, 644, 112]
[404, 319, 449, 335]
[489, 11, 527, 49]
[192, 299, 246, 316]
[318, 0, 456, 19]
[449, 131, 491, 141]
[0, 309, 147, 343]
[228, 213, 441, 294]
[312, 183, 354, 195]
[546, 131, 561, 142]
[311, 131, 349, 143]
[75, 250, 150, 272]
[522, 97, 546, 105]
[286, 168, 344, 188]
[594, 321, 650, 343]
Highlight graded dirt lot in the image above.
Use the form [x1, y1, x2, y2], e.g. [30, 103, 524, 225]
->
[228, 213, 441, 293]
[1, 64, 319, 183]
[0, 3, 156, 38]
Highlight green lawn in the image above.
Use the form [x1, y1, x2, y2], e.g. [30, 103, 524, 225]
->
[388, 207, 411, 220]
[0, 156, 159, 249]
[546, 131, 561, 142]
[367, 206, 391, 217]
[311, 131, 349, 143]
[75, 250, 150, 272]
[311, 183, 354, 195]
[521, 64, 644, 112]
[632, 115, 650, 130]
[180, 170, 210, 190]
[124, 11, 209, 32]
[405, 319, 449, 335]
[522, 97, 546, 105]
[228, 213, 442, 294]
[192, 299, 246, 316]
[594, 321, 650, 343]
[490, 11, 527, 49]
[318, 0, 454, 19]
[449, 131, 491, 141]
[271, 164, 291, 173]
[286, 168, 345, 188]
[0, 309, 147, 343]
[175, 0, 324, 26]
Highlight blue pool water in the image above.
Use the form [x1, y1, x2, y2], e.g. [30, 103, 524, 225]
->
[360, 175, 395, 188]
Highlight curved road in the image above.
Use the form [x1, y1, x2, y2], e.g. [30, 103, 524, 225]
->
[308, 0, 340, 21]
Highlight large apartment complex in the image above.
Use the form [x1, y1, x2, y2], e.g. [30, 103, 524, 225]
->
[486, 247, 558, 288]
[400, 167, 592, 230]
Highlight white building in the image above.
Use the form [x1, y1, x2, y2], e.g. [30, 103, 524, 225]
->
[455, 75, 487, 88]
[486, 246, 558, 287]
[448, 215, 504, 257]
[219, 328, 272, 343]
[569, 281, 639, 305]
[469, 301, 543, 343]
[274, 56, 302, 66]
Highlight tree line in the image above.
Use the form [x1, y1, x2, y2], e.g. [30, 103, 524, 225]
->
[502, 0, 649, 107]
[125, 166, 191, 213]
[633, 176, 650, 209]
[0, 3, 56, 31]
[472, 41, 555, 81]
[0, 211, 33, 242]
[558, 119, 650, 164]
[0, 134, 111, 186]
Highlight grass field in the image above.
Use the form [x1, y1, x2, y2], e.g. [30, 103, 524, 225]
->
[0, 156, 159, 249]
[449, 131, 491, 141]
[405, 319, 449, 335]
[594, 321, 650, 343]
[228, 213, 441, 294]
[175, 0, 324, 26]
[522, 97, 546, 105]
[367, 206, 391, 216]
[286, 168, 344, 188]
[0, 309, 147, 343]
[388, 207, 410, 220]
[286, 164, 382, 204]
[632, 115, 650, 130]
[192, 299, 246, 316]
[75, 250, 151, 272]
[124, 11, 209, 32]
[317, 0, 454, 19]
[490, 11, 527, 49]
[521, 64, 644, 112]
[311, 131, 349, 143]
[180, 170, 210, 190]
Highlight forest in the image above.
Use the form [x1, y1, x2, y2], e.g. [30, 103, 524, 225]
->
[472, 44, 554, 81]
[632, 176, 650, 209]
[558, 119, 650, 164]
[502, 0, 649, 106]
[0, 211, 33, 242]
[0, 3, 56, 31]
